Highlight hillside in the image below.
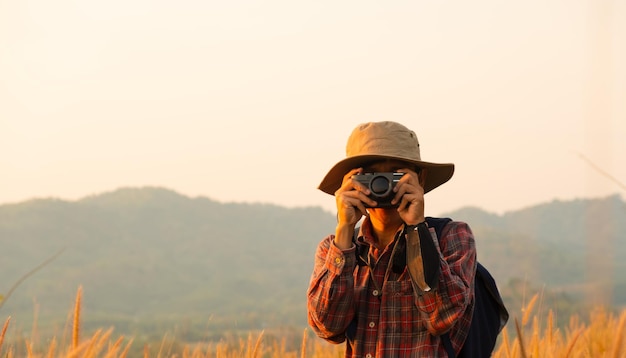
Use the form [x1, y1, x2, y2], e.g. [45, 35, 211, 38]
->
[0, 188, 336, 337]
[1, 188, 624, 338]
[445, 195, 626, 286]
[445, 194, 626, 312]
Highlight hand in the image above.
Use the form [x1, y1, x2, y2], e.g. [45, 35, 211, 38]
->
[335, 168, 378, 226]
[333, 168, 377, 249]
[391, 168, 426, 226]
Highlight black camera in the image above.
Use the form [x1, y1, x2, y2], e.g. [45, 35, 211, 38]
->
[352, 172, 405, 208]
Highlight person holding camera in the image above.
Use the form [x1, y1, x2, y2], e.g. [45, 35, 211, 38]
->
[307, 121, 477, 357]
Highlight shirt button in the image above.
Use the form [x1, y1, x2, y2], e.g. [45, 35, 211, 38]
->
[366, 354, 373, 358]
[334, 257, 343, 265]
[368, 321, 375, 328]
[372, 290, 380, 297]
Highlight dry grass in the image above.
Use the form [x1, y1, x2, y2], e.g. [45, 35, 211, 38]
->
[492, 293, 626, 358]
[1, 287, 625, 357]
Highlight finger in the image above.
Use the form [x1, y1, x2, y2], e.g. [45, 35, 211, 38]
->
[391, 181, 412, 206]
[392, 170, 425, 204]
[349, 170, 373, 195]
[392, 182, 424, 207]
[353, 200, 369, 217]
[336, 186, 376, 215]
[342, 167, 364, 184]
[335, 197, 362, 225]
[339, 168, 373, 196]
[345, 189, 377, 208]
[396, 195, 423, 220]
[396, 192, 414, 211]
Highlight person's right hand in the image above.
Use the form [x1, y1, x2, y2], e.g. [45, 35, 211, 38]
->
[333, 168, 376, 249]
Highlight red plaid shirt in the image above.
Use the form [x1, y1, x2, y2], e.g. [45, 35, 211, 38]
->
[307, 218, 476, 357]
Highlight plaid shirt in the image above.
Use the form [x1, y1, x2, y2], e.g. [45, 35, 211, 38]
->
[307, 218, 476, 357]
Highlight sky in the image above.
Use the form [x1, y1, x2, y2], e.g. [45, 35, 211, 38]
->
[1, 0, 625, 216]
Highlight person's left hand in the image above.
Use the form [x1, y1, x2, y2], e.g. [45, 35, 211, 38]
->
[391, 168, 426, 226]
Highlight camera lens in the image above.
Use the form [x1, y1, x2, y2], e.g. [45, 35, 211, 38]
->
[370, 176, 391, 196]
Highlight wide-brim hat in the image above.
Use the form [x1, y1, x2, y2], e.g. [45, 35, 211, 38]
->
[318, 121, 455, 195]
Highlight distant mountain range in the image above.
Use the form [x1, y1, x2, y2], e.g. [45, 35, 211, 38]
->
[1, 187, 624, 338]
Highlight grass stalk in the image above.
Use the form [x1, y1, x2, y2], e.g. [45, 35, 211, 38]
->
[24, 338, 33, 357]
[501, 326, 511, 358]
[514, 317, 527, 358]
[561, 327, 583, 358]
[0, 316, 10, 353]
[301, 328, 308, 358]
[46, 337, 57, 358]
[252, 330, 264, 358]
[611, 310, 626, 358]
[521, 293, 539, 327]
[82, 328, 102, 358]
[119, 337, 134, 358]
[104, 336, 124, 358]
[72, 285, 83, 350]
[31, 298, 39, 351]
[157, 332, 169, 358]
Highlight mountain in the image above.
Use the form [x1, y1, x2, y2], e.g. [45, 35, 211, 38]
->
[0, 187, 335, 337]
[444, 194, 626, 311]
[1, 188, 624, 338]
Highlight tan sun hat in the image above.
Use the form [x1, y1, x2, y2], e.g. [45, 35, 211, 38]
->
[318, 121, 455, 195]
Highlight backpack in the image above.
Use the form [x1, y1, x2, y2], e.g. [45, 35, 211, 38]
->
[426, 217, 509, 358]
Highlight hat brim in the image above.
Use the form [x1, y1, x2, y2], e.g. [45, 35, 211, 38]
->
[318, 154, 455, 195]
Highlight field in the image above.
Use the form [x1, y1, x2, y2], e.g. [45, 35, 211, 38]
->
[1, 287, 624, 358]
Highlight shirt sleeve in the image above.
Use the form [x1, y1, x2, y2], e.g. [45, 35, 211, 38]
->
[306, 235, 357, 343]
[415, 221, 476, 337]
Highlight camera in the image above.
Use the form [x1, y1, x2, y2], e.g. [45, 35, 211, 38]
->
[352, 172, 405, 208]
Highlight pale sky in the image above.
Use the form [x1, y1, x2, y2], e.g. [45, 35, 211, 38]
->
[1, 0, 625, 216]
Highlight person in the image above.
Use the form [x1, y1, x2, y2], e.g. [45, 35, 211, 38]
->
[307, 121, 477, 357]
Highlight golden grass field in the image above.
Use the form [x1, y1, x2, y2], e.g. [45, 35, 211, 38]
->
[1, 286, 624, 358]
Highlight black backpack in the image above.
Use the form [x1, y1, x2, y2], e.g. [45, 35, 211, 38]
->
[426, 217, 509, 358]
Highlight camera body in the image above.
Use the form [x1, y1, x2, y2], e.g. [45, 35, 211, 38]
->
[352, 172, 405, 208]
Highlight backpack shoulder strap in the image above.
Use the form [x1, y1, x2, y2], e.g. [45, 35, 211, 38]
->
[425, 217, 452, 238]
[442, 332, 456, 357]
[352, 226, 369, 267]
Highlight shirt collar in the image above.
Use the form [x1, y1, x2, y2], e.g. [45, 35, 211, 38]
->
[357, 216, 405, 248]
